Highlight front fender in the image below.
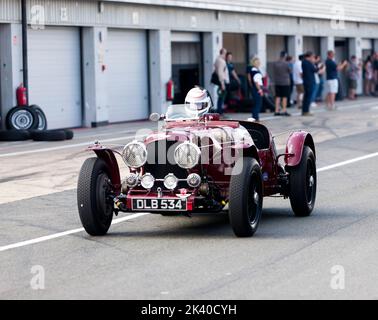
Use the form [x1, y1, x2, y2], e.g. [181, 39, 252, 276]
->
[285, 132, 316, 167]
[93, 148, 121, 194]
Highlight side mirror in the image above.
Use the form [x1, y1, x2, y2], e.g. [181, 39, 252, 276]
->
[149, 113, 162, 122]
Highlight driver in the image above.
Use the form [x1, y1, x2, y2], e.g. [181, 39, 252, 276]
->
[185, 87, 212, 117]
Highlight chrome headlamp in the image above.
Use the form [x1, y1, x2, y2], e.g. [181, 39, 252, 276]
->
[124, 173, 139, 188]
[187, 173, 201, 188]
[164, 174, 178, 190]
[122, 141, 147, 169]
[174, 142, 201, 169]
[140, 173, 155, 189]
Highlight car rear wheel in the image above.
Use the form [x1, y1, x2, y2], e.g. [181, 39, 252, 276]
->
[288, 146, 317, 217]
[77, 158, 114, 236]
[229, 157, 263, 237]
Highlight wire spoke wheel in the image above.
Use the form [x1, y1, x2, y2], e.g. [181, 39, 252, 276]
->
[248, 172, 263, 226]
[11, 110, 33, 130]
[289, 146, 317, 217]
[96, 172, 114, 225]
[77, 158, 114, 236]
[229, 157, 263, 237]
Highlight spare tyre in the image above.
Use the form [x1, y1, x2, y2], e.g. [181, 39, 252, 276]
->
[64, 129, 74, 140]
[6, 106, 39, 130]
[30, 130, 67, 142]
[0, 130, 31, 141]
[30, 105, 48, 131]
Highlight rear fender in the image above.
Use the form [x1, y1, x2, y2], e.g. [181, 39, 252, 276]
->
[285, 132, 316, 167]
[242, 144, 261, 163]
[94, 149, 121, 194]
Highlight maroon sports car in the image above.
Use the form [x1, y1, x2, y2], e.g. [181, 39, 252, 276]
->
[77, 89, 316, 238]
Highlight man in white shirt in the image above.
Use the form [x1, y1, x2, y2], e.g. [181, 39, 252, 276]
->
[214, 48, 230, 114]
[293, 54, 304, 109]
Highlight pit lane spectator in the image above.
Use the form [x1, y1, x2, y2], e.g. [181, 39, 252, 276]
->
[347, 55, 361, 100]
[272, 51, 291, 116]
[311, 55, 325, 108]
[363, 55, 374, 96]
[302, 51, 318, 116]
[214, 48, 230, 114]
[247, 57, 264, 121]
[373, 52, 378, 95]
[226, 52, 241, 88]
[325, 50, 348, 110]
[293, 54, 304, 109]
[286, 55, 295, 107]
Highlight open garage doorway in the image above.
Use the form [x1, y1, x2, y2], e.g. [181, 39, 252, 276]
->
[335, 38, 349, 99]
[223, 33, 248, 75]
[171, 32, 202, 104]
[361, 39, 374, 60]
[303, 37, 321, 56]
[222, 33, 250, 111]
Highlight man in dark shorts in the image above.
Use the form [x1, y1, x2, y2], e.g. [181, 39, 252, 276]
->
[272, 51, 291, 116]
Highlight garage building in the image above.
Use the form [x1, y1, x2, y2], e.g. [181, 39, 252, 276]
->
[0, 0, 377, 130]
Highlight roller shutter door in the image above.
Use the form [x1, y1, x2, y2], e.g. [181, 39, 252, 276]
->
[28, 27, 82, 129]
[107, 29, 149, 123]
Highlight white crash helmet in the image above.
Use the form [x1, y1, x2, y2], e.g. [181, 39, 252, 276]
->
[184, 87, 212, 117]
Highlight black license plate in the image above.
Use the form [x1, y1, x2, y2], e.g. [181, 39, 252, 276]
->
[132, 198, 187, 211]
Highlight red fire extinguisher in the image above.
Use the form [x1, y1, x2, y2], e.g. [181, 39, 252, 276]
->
[166, 79, 175, 102]
[16, 83, 28, 107]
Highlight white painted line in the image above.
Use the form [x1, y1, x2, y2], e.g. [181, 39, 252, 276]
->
[317, 152, 378, 173]
[0, 151, 377, 253]
[0, 134, 145, 158]
[0, 212, 149, 253]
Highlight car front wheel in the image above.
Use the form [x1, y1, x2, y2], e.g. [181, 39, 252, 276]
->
[77, 158, 114, 236]
[229, 157, 263, 237]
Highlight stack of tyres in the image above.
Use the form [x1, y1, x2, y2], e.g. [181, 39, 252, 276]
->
[0, 105, 74, 142]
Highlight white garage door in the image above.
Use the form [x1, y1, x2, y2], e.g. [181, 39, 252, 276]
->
[107, 29, 149, 123]
[28, 27, 82, 129]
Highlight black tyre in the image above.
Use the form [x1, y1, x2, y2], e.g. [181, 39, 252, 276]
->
[30, 130, 67, 141]
[30, 105, 47, 130]
[77, 158, 114, 236]
[229, 157, 263, 237]
[6, 106, 39, 130]
[0, 130, 31, 141]
[64, 129, 74, 140]
[288, 146, 317, 217]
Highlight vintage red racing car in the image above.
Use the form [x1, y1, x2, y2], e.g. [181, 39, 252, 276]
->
[77, 88, 317, 237]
